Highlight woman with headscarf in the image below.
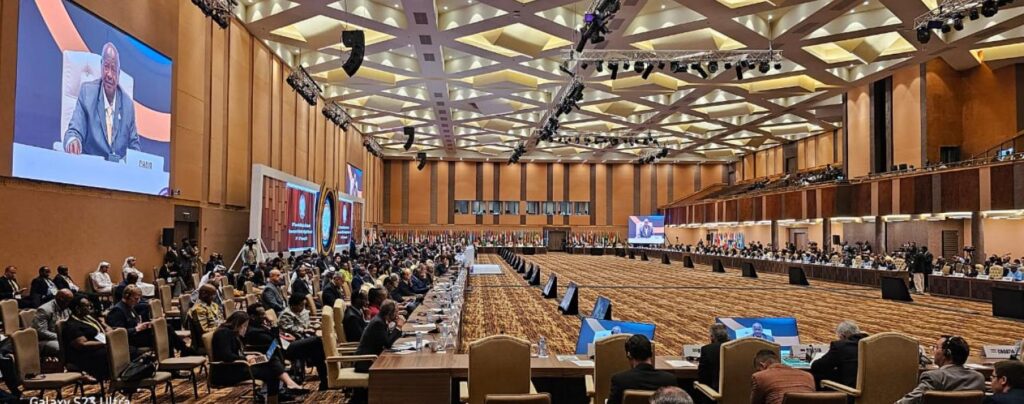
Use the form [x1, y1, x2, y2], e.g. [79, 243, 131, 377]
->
[121, 257, 155, 297]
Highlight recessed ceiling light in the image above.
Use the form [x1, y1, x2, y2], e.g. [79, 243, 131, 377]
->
[443, 6, 448, 10]
[661, 4, 665, 9]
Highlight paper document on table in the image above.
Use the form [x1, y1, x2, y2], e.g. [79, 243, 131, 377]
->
[571, 360, 595, 367]
[556, 355, 578, 362]
[964, 363, 991, 370]
[413, 324, 436, 331]
[394, 350, 418, 355]
[665, 360, 695, 368]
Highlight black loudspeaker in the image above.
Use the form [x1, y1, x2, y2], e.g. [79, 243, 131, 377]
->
[661, 253, 671, 264]
[741, 262, 758, 278]
[341, 30, 365, 77]
[788, 267, 810, 286]
[992, 288, 1024, 320]
[712, 259, 726, 273]
[880, 275, 914, 302]
[529, 266, 541, 286]
[403, 127, 415, 151]
[683, 255, 694, 268]
[161, 228, 174, 247]
[832, 235, 841, 245]
[558, 282, 579, 315]
[628, 250, 635, 259]
[641, 251, 649, 261]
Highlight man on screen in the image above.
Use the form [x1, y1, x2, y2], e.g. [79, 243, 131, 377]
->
[63, 42, 141, 162]
[750, 322, 775, 342]
[639, 218, 654, 239]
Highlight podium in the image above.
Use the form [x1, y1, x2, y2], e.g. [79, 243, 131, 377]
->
[788, 267, 810, 286]
[880, 273, 913, 302]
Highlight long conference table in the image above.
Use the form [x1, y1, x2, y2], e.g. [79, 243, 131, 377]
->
[367, 256, 1003, 404]
[628, 248, 1024, 303]
[475, 246, 548, 255]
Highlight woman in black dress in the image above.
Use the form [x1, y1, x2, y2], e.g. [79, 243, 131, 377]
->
[62, 296, 111, 380]
[210, 311, 310, 401]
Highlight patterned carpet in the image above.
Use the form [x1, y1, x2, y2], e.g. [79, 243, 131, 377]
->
[462, 253, 1022, 357]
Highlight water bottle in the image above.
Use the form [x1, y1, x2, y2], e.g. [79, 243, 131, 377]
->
[538, 336, 548, 358]
[416, 331, 424, 352]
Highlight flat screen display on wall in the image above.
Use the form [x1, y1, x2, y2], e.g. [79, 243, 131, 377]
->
[347, 164, 363, 199]
[12, 0, 173, 195]
[260, 177, 318, 252]
[628, 215, 665, 244]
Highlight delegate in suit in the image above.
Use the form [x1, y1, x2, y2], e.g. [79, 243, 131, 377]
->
[63, 42, 140, 162]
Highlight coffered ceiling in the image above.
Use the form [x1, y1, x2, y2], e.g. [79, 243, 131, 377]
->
[237, 0, 1024, 163]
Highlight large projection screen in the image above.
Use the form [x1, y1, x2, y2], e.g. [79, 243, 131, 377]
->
[249, 165, 322, 254]
[13, 0, 173, 195]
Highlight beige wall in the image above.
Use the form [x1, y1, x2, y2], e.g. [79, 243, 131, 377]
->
[983, 218, 1024, 258]
[0, 1, 383, 286]
[846, 84, 872, 178]
[892, 64, 923, 168]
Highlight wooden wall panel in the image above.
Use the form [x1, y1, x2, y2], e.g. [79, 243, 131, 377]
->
[568, 163, 589, 201]
[877, 180, 893, 216]
[594, 164, 608, 225]
[892, 64, 923, 169]
[408, 162, 431, 224]
[941, 170, 980, 212]
[765, 194, 782, 220]
[913, 175, 933, 215]
[847, 84, 871, 178]
[251, 45, 271, 168]
[171, 3, 206, 201]
[990, 164, 1016, 210]
[225, 23, 252, 206]
[281, 75, 296, 175]
[388, 162, 403, 223]
[783, 191, 802, 219]
[270, 61, 282, 170]
[656, 165, 670, 207]
[805, 190, 817, 219]
[208, 27, 227, 204]
[611, 164, 635, 225]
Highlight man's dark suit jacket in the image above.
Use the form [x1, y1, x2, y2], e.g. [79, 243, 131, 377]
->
[353, 315, 402, 373]
[0, 278, 22, 300]
[54, 274, 76, 291]
[607, 363, 677, 404]
[322, 283, 343, 309]
[30, 276, 56, 307]
[810, 333, 867, 388]
[985, 388, 1024, 404]
[395, 280, 417, 298]
[106, 301, 148, 346]
[343, 305, 368, 343]
[697, 342, 723, 391]
[290, 278, 311, 298]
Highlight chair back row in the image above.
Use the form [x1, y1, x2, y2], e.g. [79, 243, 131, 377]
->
[1, 299, 19, 335]
[467, 335, 532, 404]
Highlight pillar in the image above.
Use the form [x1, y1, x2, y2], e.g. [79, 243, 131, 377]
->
[770, 220, 779, 249]
[971, 211, 985, 262]
[875, 215, 885, 253]
[822, 219, 832, 252]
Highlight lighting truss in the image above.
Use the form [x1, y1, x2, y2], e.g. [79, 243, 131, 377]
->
[286, 65, 322, 106]
[191, 0, 238, 29]
[571, 49, 783, 67]
[542, 129, 663, 148]
[321, 102, 351, 130]
[913, 0, 982, 29]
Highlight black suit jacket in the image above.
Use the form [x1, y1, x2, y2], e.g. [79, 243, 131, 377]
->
[343, 305, 368, 343]
[322, 284, 343, 309]
[353, 315, 402, 372]
[54, 274, 77, 291]
[0, 277, 22, 300]
[607, 363, 678, 404]
[396, 280, 416, 298]
[290, 278, 311, 297]
[697, 342, 723, 391]
[30, 276, 56, 306]
[984, 388, 1024, 404]
[105, 301, 144, 343]
[810, 333, 867, 388]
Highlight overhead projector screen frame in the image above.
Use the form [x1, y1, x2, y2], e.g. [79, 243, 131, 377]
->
[249, 164, 322, 254]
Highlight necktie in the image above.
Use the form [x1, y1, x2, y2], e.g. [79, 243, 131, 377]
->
[105, 104, 113, 146]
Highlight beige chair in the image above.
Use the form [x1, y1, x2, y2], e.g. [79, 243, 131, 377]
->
[159, 285, 180, 320]
[821, 332, 919, 404]
[622, 389, 656, 404]
[202, 330, 265, 401]
[191, 274, 201, 291]
[265, 308, 278, 325]
[584, 334, 631, 404]
[152, 317, 206, 400]
[11, 328, 83, 399]
[244, 281, 257, 295]
[989, 265, 1005, 278]
[694, 338, 780, 404]
[1, 299, 19, 335]
[19, 309, 36, 329]
[940, 265, 952, 275]
[331, 300, 361, 350]
[782, 392, 849, 404]
[485, 393, 552, 404]
[921, 391, 985, 404]
[224, 299, 237, 318]
[246, 294, 258, 307]
[106, 328, 175, 404]
[460, 335, 537, 404]
[319, 308, 376, 390]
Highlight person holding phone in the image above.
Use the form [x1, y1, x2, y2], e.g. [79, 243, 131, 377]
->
[210, 312, 309, 402]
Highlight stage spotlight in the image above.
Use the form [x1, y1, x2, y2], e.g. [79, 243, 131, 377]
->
[622, 61, 630, 70]
[670, 61, 679, 72]
[773, 62, 782, 70]
[341, 30, 365, 77]
[634, 61, 645, 73]
[953, 17, 964, 31]
[641, 63, 655, 79]
[982, 0, 997, 17]
[723, 62, 732, 70]
[692, 64, 708, 79]
[609, 62, 619, 79]
[917, 26, 931, 43]
[708, 61, 718, 73]
[581, 61, 589, 70]
[758, 62, 770, 74]
[657, 61, 666, 70]
[596, 61, 604, 72]
[735, 65, 744, 80]
[740, 60, 750, 70]
[969, 8, 980, 20]
[941, 23, 951, 33]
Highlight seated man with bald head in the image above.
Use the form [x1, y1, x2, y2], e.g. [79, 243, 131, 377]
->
[261, 269, 287, 313]
[33, 289, 74, 357]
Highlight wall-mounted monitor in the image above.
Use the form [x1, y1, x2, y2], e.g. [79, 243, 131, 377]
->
[250, 165, 321, 254]
[628, 215, 665, 244]
[716, 317, 800, 352]
[13, 0, 173, 195]
[575, 318, 656, 355]
[346, 164, 363, 199]
[591, 296, 612, 320]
